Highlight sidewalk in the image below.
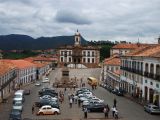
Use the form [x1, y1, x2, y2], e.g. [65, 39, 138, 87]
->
[124, 94, 146, 106]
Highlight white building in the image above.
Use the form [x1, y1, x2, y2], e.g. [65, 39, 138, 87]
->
[0, 61, 17, 102]
[57, 31, 100, 68]
[120, 45, 160, 107]
[5, 60, 36, 88]
[110, 43, 147, 56]
[103, 56, 121, 88]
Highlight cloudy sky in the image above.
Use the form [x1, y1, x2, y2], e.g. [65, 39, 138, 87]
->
[0, 0, 160, 43]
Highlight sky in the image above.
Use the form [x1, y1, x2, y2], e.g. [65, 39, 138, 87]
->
[0, 0, 160, 43]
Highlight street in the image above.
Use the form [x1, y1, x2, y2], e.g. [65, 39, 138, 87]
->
[0, 68, 160, 120]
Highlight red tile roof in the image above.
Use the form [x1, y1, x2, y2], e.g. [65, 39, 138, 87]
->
[126, 44, 160, 58]
[112, 43, 150, 49]
[0, 61, 16, 75]
[3, 60, 35, 69]
[104, 56, 120, 66]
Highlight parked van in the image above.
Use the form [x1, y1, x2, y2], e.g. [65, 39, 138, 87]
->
[13, 90, 25, 103]
[87, 77, 98, 86]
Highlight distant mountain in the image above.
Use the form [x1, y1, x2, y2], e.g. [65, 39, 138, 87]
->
[0, 34, 88, 50]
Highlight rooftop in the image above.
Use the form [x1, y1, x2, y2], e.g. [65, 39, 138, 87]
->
[0, 61, 16, 76]
[112, 43, 150, 49]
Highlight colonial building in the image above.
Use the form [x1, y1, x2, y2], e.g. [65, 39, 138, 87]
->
[4, 60, 36, 88]
[0, 61, 17, 102]
[110, 43, 148, 56]
[103, 56, 121, 89]
[120, 44, 160, 107]
[57, 31, 100, 68]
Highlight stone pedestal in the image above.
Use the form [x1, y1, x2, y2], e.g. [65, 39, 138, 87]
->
[53, 67, 78, 88]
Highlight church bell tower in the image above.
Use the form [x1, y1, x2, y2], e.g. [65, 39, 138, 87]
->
[74, 30, 81, 46]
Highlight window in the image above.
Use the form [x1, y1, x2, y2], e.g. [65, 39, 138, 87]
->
[145, 80, 147, 83]
[92, 51, 94, 56]
[156, 84, 159, 88]
[69, 57, 71, 62]
[88, 58, 90, 63]
[88, 51, 90, 57]
[61, 57, 63, 62]
[61, 51, 63, 55]
[83, 51, 86, 56]
[92, 58, 94, 63]
[150, 82, 153, 85]
[83, 58, 86, 63]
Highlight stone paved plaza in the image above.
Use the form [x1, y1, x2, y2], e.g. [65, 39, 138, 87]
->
[0, 68, 160, 120]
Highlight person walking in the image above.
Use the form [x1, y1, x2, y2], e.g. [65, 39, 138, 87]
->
[84, 107, 88, 118]
[32, 104, 35, 114]
[114, 98, 117, 107]
[111, 106, 116, 118]
[69, 98, 73, 108]
[78, 98, 81, 107]
[104, 105, 110, 118]
[114, 108, 118, 119]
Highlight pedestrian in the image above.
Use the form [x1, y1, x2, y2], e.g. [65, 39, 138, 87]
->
[78, 98, 81, 107]
[104, 104, 110, 118]
[114, 98, 117, 107]
[111, 106, 116, 118]
[74, 95, 78, 104]
[84, 107, 88, 118]
[92, 85, 94, 90]
[32, 104, 35, 114]
[114, 108, 118, 119]
[69, 98, 73, 108]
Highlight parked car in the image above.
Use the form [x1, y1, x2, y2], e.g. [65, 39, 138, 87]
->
[112, 89, 124, 96]
[83, 100, 100, 107]
[35, 99, 59, 109]
[85, 103, 106, 112]
[39, 92, 58, 97]
[144, 104, 160, 114]
[13, 90, 25, 103]
[42, 77, 50, 83]
[12, 100, 23, 112]
[39, 88, 58, 96]
[37, 105, 60, 115]
[35, 82, 41, 86]
[24, 89, 30, 95]
[9, 109, 21, 120]
[40, 95, 58, 101]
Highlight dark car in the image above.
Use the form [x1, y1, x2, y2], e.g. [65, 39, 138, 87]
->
[39, 92, 58, 97]
[35, 99, 59, 109]
[9, 109, 21, 120]
[112, 89, 124, 96]
[24, 89, 30, 95]
[85, 103, 106, 112]
[38, 88, 58, 96]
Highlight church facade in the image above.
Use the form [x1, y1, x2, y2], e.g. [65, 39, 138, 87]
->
[57, 31, 100, 68]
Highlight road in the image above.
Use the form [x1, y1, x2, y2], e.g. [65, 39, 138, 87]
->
[0, 68, 159, 120]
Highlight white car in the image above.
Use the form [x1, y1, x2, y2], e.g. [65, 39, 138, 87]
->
[40, 95, 58, 101]
[35, 82, 41, 86]
[83, 100, 100, 106]
[78, 92, 93, 97]
[42, 78, 50, 83]
[37, 105, 60, 115]
[91, 98, 104, 103]
[12, 100, 23, 112]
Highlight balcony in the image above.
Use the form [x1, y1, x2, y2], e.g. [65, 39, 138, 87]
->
[144, 71, 149, 77]
[72, 53, 82, 57]
[0, 74, 17, 91]
[155, 75, 160, 81]
[148, 73, 154, 79]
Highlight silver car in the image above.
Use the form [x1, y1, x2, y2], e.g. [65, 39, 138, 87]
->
[12, 100, 23, 112]
[144, 104, 160, 114]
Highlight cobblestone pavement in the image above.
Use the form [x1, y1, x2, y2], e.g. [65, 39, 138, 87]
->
[0, 68, 160, 120]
